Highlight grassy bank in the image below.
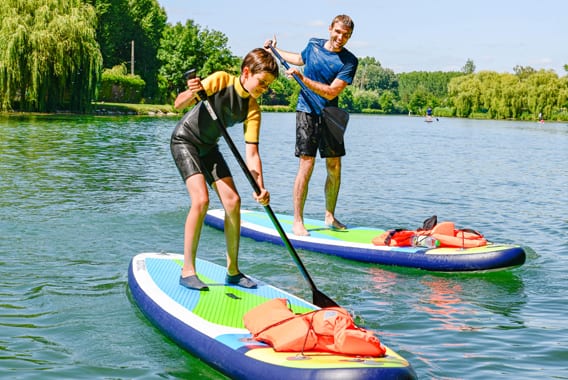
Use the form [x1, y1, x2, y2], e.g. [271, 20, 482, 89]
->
[93, 102, 178, 116]
[92, 103, 293, 116]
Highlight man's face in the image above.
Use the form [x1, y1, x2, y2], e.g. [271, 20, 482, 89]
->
[328, 21, 352, 52]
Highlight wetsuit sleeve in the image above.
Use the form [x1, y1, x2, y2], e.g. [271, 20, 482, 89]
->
[243, 99, 261, 144]
[201, 71, 231, 97]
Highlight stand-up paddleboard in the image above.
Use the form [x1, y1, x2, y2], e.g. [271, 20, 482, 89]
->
[128, 252, 417, 380]
[204, 209, 526, 272]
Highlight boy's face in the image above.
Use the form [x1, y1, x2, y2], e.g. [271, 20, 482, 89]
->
[328, 21, 352, 52]
[243, 70, 275, 99]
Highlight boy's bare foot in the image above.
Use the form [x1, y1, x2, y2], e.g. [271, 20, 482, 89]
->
[325, 218, 347, 230]
[292, 222, 310, 236]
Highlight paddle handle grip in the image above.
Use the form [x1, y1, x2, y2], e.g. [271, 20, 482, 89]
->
[184, 69, 209, 103]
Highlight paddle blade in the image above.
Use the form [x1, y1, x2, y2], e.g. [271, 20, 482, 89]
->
[313, 289, 340, 308]
[323, 106, 349, 144]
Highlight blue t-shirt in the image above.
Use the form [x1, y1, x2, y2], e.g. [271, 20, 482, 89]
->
[298, 38, 358, 114]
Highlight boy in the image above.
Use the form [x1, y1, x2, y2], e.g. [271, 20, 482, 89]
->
[171, 48, 278, 290]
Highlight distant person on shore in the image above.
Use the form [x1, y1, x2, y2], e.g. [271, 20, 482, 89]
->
[264, 14, 358, 236]
[538, 112, 544, 123]
[170, 48, 278, 291]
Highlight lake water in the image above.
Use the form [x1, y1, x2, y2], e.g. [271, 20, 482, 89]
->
[1, 113, 566, 379]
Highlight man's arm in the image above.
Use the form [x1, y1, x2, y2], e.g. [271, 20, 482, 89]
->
[300, 76, 348, 101]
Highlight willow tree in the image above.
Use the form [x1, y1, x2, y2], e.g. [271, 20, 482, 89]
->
[0, 0, 102, 112]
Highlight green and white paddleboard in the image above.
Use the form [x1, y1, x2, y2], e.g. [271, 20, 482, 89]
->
[128, 252, 416, 379]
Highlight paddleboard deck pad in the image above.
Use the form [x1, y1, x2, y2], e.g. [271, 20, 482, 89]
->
[128, 252, 416, 380]
[204, 209, 526, 272]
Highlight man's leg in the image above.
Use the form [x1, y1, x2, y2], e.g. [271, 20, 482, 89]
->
[324, 156, 346, 229]
[293, 155, 315, 236]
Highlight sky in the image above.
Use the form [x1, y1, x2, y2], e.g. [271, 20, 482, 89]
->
[157, 0, 566, 75]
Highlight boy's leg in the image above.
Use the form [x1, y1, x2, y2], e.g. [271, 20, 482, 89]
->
[213, 176, 256, 288]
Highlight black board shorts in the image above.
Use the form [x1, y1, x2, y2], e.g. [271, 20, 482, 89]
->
[295, 112, 345, 158]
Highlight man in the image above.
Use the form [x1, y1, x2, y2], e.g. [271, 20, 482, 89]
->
[265, 14, 358, 236]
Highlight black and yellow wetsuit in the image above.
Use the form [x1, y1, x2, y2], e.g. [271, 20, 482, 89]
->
[170, 71, 261, 183]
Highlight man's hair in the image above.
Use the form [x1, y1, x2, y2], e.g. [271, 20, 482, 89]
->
[331, 14, 354, 32]
[242, 48, 279, 78]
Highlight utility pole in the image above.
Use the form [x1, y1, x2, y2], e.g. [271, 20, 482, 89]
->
[131, 40, 134, 75]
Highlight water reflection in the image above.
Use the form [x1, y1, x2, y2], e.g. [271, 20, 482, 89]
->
[368, 267, 526, 332]
[0, 115, 178, 215]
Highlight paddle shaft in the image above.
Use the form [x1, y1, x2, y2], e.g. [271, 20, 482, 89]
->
[268, 44, 348, 142]
[187, 73, 338, 308]
[268, 45, 324, 115]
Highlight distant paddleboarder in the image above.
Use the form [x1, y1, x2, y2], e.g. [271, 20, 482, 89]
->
[425, 107, 434, 122]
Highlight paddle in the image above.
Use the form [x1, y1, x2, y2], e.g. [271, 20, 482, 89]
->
[266, 42, 349, 144]
[184, 69, 339, 308]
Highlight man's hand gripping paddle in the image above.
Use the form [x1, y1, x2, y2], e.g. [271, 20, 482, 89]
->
[265, 42, 349, 144]
[183, 69, 339, 308]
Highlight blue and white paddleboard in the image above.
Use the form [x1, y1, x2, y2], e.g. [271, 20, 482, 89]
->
[128, 252, 416, 380]
[204, 209, 526, 272]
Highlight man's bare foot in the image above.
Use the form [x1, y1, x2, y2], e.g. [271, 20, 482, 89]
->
[292, 222, 310, 236]
[325, 218, 347, 230]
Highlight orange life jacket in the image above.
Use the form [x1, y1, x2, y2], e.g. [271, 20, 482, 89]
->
[372, 221, 487, 249]
[243, 298, 386, 357]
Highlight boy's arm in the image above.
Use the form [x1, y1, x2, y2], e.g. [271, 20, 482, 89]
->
[245, 143, 269, 205]
[174, 77, 205, 110]
[174, 89, 197, 110]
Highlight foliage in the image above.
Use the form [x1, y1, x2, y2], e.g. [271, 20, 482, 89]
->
[88, 0, 167, 101]
[339, 86, 356, 112]
[398, 71, 463, 103]
[0, 0, 102, 112]
[157, 20, 240, 103]
[98, 64, 146, 103]
[259, 73, 298, 106]
[353, 57, 398, 92]
[352, 89, 381, 111]
[462, 59, 476, 74]
[448, 69, 568, 120]
[2, 2, 566, 120]
[378, 90, 397, 114]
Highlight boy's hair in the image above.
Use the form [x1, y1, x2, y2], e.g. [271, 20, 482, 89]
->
[331, 14, 355, 33]
[242, 48, 279, 78]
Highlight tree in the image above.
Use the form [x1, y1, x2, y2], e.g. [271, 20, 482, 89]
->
[397, 71, 462, 113]
[0, 0, 102, 112]
[513, 65, 536, 80]
[88, 0, 167, 101]
[353, 57, 398, 93]
[448, 74, 480, 117]
[379, 90, 396, 114]
[157, 20, 239, 103]
[87, 0, 134, 69]
[127, 0, 167, 100]
[447, 69, 567, 120]
[259, 73, 297, 106]
[462, 59, 476, 74]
